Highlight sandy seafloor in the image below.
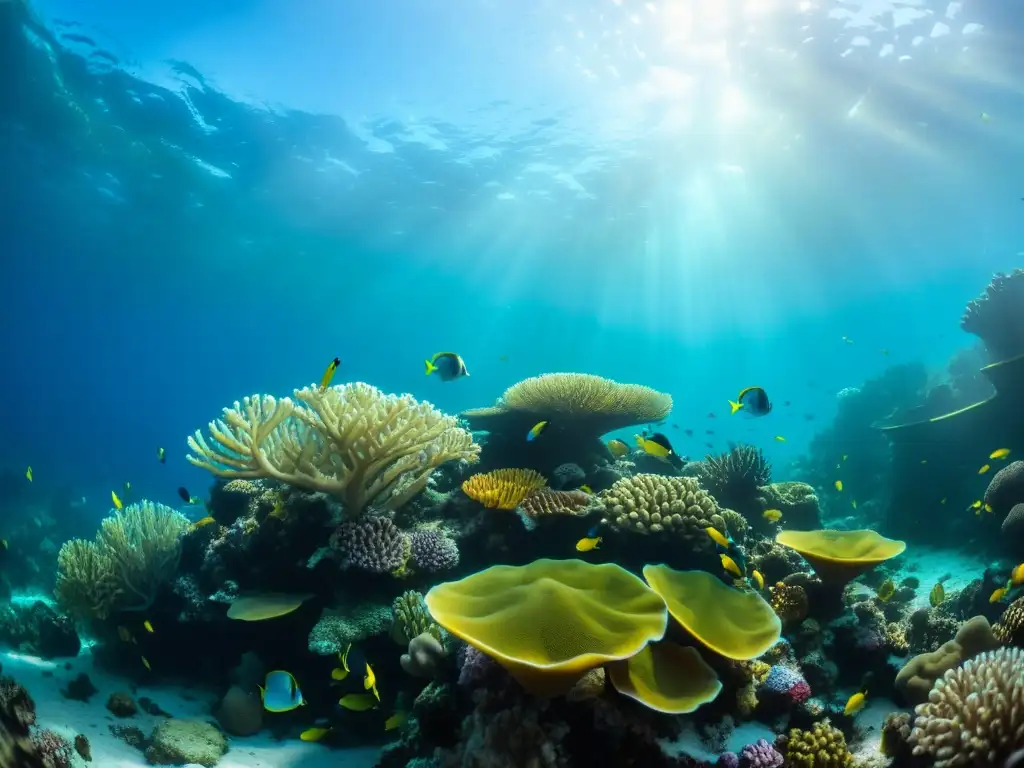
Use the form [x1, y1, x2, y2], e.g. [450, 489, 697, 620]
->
[3, 648, 380, 768]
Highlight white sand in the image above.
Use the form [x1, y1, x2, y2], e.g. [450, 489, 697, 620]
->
[848, 544, 990, 611]
[2, 649, 381, 768]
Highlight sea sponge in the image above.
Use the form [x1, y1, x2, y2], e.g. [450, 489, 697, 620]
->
[769, 582, 809, 627]
[599, 474, 719, 541]
[462, 373, 672, 437]
[696, 444, 771, 508]
[774, 529, 906, 585]
[993, 595, 1024, 646]
[519, 489, 592, 518]
[187, 383, 480, 517]
[408, 528, 459, 572]
[910, 647, 1024, 766]
[461, 469, 547, 510]
[606, 641, 722, 714]
[400, 632, 447, 679]
[895, 615, 999, 705]
[777, 721, 853, 767]
[391, 590, 443, 646]
[329, 516, 410, 574]
[642, 565, 782, 660]
[424, 558, 668, 695]
[55, 501, 189, 621]
[307, 602, 392, 655]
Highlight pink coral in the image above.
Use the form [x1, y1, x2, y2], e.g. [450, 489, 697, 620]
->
[788, 680, 811, 704]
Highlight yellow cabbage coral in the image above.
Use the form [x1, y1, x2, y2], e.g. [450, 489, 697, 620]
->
[424, 558, 668, 695]
[462, 373, 672, 437]
[778, 721, 854, 767]
[642, 565, 781, 660]
[607, 641, 722, 714]
[775, 529, 906, 584]
[187, 383, 479, 517]
[599, 474, 720, 542]
[461, 469, 547, 510]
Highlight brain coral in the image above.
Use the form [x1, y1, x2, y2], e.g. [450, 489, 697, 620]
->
[910, 647, 1024, 767]
[424, 558, 668, 695]
[984, 460, 1024, 515]
[599, 474, 719, 541]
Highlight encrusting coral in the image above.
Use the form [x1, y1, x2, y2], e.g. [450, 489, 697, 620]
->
[599, 474, 720, 541]
[55, 501, 189, 621]
[776, 721, 853, 767]
[187, 382, 479, 517]
[461, 468, 547, 510]
[909, 647, 1024, 766]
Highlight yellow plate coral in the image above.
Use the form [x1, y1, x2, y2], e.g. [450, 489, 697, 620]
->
[607, 641, 722, 714]
[642, 565, 781, 660]
[775, 529, 906, 584]
[424, 558, 668, 695]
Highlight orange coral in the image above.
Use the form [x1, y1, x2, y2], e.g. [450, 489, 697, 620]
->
[461, 469, 548, 510]
[769, 582, 809, 627]
[520, 489, 592, 518]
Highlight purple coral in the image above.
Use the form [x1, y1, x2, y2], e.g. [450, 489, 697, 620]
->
[329, 516, 409, 573]
[409, 529, 459, 572]
[718, 753, 739, 768]
[457, 645, 501, 688]
[761, 665, 811, 704]
[739, 739, 784, 768]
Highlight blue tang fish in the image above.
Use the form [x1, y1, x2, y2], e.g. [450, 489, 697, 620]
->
[729, 387, 772, 417]
[259, 670, 305, 713]
[424, 352, 469, 382]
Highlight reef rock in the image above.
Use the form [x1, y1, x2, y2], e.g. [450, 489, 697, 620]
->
[144, 719, 227, 767]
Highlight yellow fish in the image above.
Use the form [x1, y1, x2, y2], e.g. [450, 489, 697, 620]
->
[706, 527, 730, 548]
[774, 436, 786, 442]
[364, 662, 379, 700]
[751, 569, 764, 590]
[157, 447, 166, 463]
[990, 586, 1010, 603]
[1011, 563, 1024, 586]
[339, 693, 379, 711]
[607, 439, 630, 458]
[141, 656, 151, 671]
[720, 554, 743, 579]
[834, 480, 843, 492]
[968, 500, 982, 511]
[844, 691, 866, 716]
[319, 357, 341, 391]
[851, 500, 858, 510]
[25, 467, 32, 482]
[985, 503, 993, 514]
[575, 536, 601, 553]
[191, 516, 217, 531]
[299, 727, 332, 742]
[635, 434, 671, 459]
[762, 509, 782, 523]
[979, 464, 991, 475]
[384, 712, 408, 731]
[111, 490, 123, 510]
[991, 448, 1011, 460]
[930, 582, 945, 607]
[579, 484, 593, 494]
[143, 620, 154, 634]
[269, 497, 287, 521]
[876, 579, 895, 602]
[331, 644, 351, 681]
[526, 421, 548, 442]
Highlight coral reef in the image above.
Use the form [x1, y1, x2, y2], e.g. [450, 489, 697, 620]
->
[408, 527, 460, 573]
[961, 268, 1024, 362]
[461, 468, 547, 510]
[519, 489, 592, 518]
[895, 615, 998, 704]
[993, 595, 1024, 646]
[776, 721, 853, 766]
[769, 583, 809, 627]
[188, 383, 479, 517]
[985, 460, 1024, 516]
[145, 719, 228, 767]
[599, 474, 719, 541]
[696, 444, 771, 512]
[328, 515, 410, 574]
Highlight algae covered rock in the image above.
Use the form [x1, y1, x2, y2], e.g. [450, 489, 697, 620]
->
[145, 719, 227, 767]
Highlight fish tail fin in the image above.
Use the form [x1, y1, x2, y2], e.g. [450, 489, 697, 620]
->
[424, 359, 436, 375]
[729, 400, 742, 414]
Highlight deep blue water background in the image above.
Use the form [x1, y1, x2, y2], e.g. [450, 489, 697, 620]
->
[1, 0, 1023, 530]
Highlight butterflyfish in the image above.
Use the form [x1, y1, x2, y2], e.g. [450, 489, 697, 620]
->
[876, 579, 895, 602]
[260, 670, 305, 713]
[157, 447, 166, 463]
[729, 387, 772, 417]
[844, 691, 867, 716]
[762, 509, 782, 522]
[143, 620, 154, 634]
[720, 554, 743, 579]
[607, 439, 630, 458]
[385, 712, 408, 731]
[319, 357, 341, 391]
[300, 727, 332, 742]
[25, 467, 32, 482]
[339, 693, 379, 711]
[424, 352, 469, 381]
[705, 527, 730, 549]
[991, 448, 1012, 460]
[575, 535, 601, 553]
[331, 643, 351, 681]
[930, 582, 945, 607]
[526, 421, 548, 441]
[834, 480, 843, 492]
[111, 490, 123, 510]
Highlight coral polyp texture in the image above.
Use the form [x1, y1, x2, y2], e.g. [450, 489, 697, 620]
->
[599, 474, 719, 540]
[697, 443, 771, 508]
[462, 372, 672, 436]
[460, 468, 547, 509]
[993, 595, 1024, 646]
[777, 721, 854, 767]
[187, 382, 480, 517]
[55, 501, 189, 620]
[328, 516, 410, 574]
[909, 647, 1024, 767]
[407, 527, 459, 572]
[960, 268, 1024, 361]
[518, 488, 592, 518]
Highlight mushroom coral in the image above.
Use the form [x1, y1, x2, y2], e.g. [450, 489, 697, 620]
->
[642, 565, 781, 660]
[424, 558, 668, 695]
[607, 641, 722, 714]
[774, 529, 905, 585]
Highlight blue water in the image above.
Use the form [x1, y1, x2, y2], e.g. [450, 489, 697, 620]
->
[1, 0, 1021, 520]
